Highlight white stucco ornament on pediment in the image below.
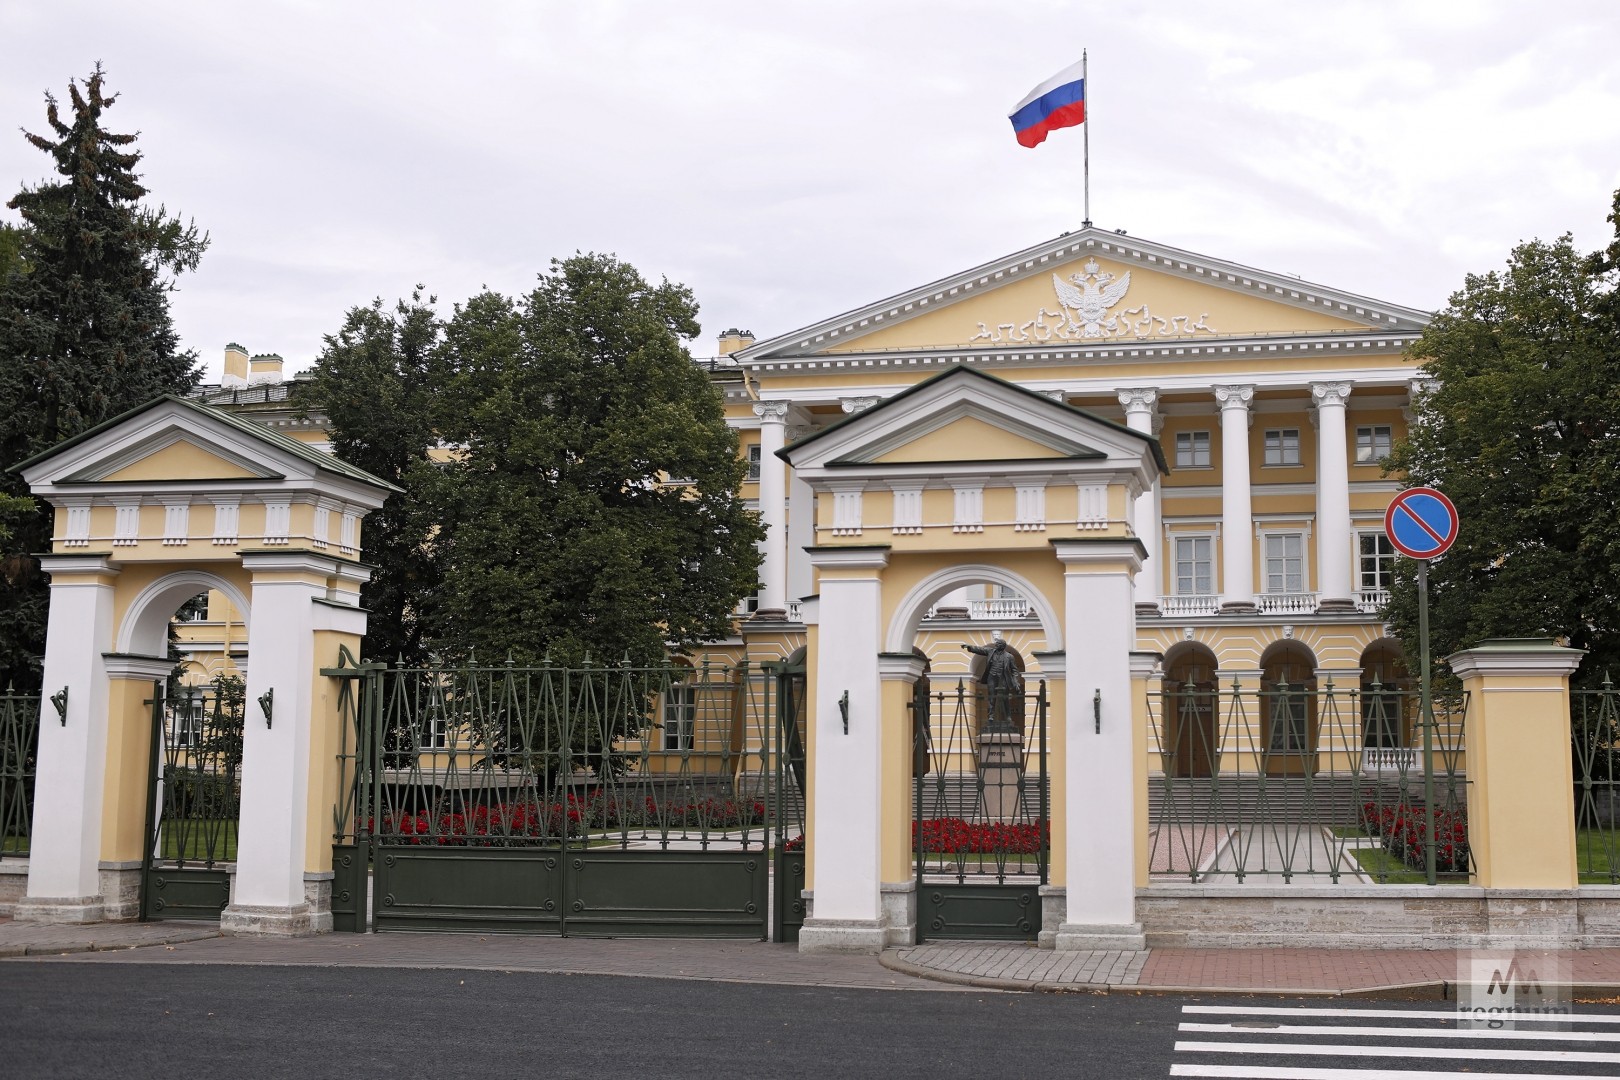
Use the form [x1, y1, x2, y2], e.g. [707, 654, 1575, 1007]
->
[968, 259, 1218, 345]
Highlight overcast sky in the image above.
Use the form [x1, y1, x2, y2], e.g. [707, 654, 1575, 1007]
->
[3, 1, 1618, 381]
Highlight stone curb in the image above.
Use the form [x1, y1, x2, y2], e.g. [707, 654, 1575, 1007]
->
[880, 950, 1620, 1000]
[0, 928, 220, 958]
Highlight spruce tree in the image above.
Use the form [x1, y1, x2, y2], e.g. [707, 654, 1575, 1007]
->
[0, 65, 207, 688]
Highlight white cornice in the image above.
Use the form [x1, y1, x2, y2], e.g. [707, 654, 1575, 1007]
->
[735, 227, 1431, 363]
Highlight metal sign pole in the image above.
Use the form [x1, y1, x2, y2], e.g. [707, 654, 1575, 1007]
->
[1418, 559, 1437, 885]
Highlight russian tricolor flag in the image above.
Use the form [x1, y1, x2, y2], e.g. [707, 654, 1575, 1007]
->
[1008, 61, 1086, 149]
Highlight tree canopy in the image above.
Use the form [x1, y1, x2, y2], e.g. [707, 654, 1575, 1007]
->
[1385, 189, 1620, 681]
[305, 254, 764, 669]
[0, 65, 208, 689]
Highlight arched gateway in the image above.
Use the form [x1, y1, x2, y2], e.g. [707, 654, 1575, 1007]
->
[782, 367, 1164, 953]
[12, 396, 395, 932]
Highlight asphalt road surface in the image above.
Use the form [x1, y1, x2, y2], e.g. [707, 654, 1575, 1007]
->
[5, 963, 1620, 1080]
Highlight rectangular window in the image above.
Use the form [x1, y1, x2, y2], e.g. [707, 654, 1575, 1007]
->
[421, 704, 448, 750]
[1263, 533, 1306, 593]
[1356, 425, 1393, 464]
[662, 686, 695, 751]
[1263, 428, 1300, 466]
[747, 445, 761, 481]
[1173, 536, 1214, 595]
[1175, 431, 1211, 468]
[170, 696, 204, 750]
[1268, 692, 1309, 752]
[1359, 533, 1395, 591]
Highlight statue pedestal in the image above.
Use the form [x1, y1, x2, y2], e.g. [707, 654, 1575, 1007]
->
[977, 732, 1026, 823]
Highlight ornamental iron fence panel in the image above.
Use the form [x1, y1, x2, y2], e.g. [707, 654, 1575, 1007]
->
[914, 679, 1049, 942]
[331, 654, 803, 938]
[1146, 678, 1470, 885]
[1573, 676, 1620, 883]
[141, 680, 243, 921]
[1, 689, 40, 860]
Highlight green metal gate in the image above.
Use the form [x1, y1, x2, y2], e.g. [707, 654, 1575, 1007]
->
[331, 654, 805, 938]
[913, 678, 1048, 941]
[1, 688, 41, 860]
[141, 680, 243, 921]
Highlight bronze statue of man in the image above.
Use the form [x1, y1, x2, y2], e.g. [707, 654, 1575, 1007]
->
[962, 638, 1021, 731]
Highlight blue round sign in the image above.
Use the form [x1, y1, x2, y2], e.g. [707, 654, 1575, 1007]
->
[1384, 487, 1459, 560]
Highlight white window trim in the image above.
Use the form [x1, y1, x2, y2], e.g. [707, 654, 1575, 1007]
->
[1257, 526, 1311, 594]
[1168, 529, 1220, 597]
[1174, 430, 1213, 470]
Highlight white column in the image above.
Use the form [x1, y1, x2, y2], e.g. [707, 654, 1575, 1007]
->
[1118, 388, 1161, 613]
[16, 556, 119, 923]
[1052, 539, 1146, 951]
[1213, 384, 1256, 614]
[752, 401, 790, 615]
[1311, 381, 1355, 612]
[798, 545, 889, 954]
[787, 470, 815, 610]
[223, 551, 328, 934]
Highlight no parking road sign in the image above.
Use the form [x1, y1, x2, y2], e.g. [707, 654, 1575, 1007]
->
[1385, 486, 1459, 560]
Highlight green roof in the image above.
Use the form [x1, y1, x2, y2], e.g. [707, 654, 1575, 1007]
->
[8, 393, 403, 494]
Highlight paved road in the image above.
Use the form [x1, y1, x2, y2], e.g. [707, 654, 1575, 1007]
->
[8, 961, 1620, 1080]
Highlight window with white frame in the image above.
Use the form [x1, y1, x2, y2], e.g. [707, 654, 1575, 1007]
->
[421, 702, 449, 750]
[1175, 430, 1211, 468]
[1173, 535, 1215, 595]
[662, 685, 695, 751]
[747, 445, 761, 481]
[1358, 532, 1396, 591]
[1263, 532, 1307, 594]
[170, 694, 204, 750]
[1355, 425, 1393, 464]
[1263, 428, 1300, 466]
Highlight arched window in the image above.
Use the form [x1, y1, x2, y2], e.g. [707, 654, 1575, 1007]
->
[1259, 640, 1318, 776]
[1162, 642, 1219, 778]
[1359, 640, 1412, 749]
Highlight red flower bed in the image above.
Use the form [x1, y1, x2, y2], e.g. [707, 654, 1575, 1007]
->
[370, 790, 767, 845]
[1359, 800, 1470, 874]
[913, 817, 1048, 855]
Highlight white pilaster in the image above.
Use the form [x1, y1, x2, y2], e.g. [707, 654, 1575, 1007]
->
[223, 551, 328, 934]
[798, 545, 890, 954]
[17, 556, 120, 923]
[753, 401, 790, 614]
[1118, 388, 1161, 612]
[1213, 384, 1256, 614]
[787, 470, 815, 606]
[1051, 539, 1145, 951]
[1311, 381, 1355, 611]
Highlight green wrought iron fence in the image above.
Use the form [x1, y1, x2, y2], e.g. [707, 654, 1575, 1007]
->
[1, 688, 41, 859]
[1147, 678, 1470, 884]
[141, 680, 243, 920]
[914, 679, 1049, 941]
[1574, 677, 1620, 883]
[331, 655, 803, 936]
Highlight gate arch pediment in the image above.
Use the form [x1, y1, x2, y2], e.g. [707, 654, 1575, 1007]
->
[884, 563, 1061, 653]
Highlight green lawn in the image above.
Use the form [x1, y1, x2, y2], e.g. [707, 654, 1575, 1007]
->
[1578, 828, 1620, 884]
[1, 834, 28, 854]
[160, 821, 237, 862]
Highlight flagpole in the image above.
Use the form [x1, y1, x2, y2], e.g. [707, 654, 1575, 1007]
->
[1081, 49, 1091, 227]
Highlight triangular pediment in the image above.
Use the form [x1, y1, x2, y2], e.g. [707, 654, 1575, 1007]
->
[73, 431, 281, 483]
[783, 367, 1163, 482]
[13, 395, 398, 506]
[738, 226, 1429, 362]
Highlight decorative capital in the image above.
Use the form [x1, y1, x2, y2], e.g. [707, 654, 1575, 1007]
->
[839, 396, 881, 414]
[1212, 384, 1254, 411]
[1116, 387, 1159, 414]
[753, 400, 791, 422]
[1310, 381, 1352, 408]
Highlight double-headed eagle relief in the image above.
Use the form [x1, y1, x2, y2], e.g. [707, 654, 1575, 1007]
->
[967, 258, 1218, 345]
[1052, 260, 1132, 337]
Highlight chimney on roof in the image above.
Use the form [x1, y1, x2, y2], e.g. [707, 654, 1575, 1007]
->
[222, 343, 250, 387]
[717, 328, 755, 356]
[249, 353, 284, 385]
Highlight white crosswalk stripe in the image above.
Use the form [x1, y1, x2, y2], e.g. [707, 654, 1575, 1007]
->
[1169, 1002, 1620, 1079]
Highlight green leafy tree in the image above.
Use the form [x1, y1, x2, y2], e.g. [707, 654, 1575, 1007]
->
[301, 292, 448, 665]
[430, 254, 765, 668]
[0, 65, 207, 689]
[1385, 190, 1620, 682]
